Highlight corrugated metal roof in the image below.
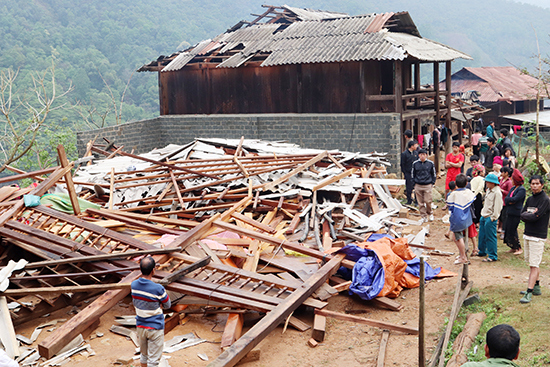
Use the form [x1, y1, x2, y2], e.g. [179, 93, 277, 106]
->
[159, 8, 471, 72]
[282, 5, 348, 21]
[386, 33, 472, 62]
[163, 39, 213, 71]
[446, 67, 543, 102]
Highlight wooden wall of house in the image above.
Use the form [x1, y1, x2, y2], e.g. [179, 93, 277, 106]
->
[159, 60, 397, 115]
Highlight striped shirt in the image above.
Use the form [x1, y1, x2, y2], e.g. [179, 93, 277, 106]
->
[131, 277, 171, 329]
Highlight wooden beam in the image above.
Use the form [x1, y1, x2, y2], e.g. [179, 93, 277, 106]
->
[263, 151, 328, 191]
[377, 330, 390, 367]
[314, 309, 418, 335]
[213, 220, 354, 269]
[2, 282, 132, 295]
[311, 314, 326, 342]
[231, 212, 276, 234]
[313, 168, 356, 191]
[207, 254, 345, 367]
[221, 313, 244, 349]
[38, 271, 140, 359]
[22, 248, 183, 269]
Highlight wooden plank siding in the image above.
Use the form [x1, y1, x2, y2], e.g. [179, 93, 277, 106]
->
[159, 60, 393, 115]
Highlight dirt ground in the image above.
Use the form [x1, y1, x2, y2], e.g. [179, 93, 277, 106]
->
[15, 179, 536, 367]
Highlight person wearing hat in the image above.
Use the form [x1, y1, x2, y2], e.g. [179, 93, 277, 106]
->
[519, 175, 550, 303]
[412, 148, 437, 222]
[504, 169, 526, 256]
[477, 173, 503, 262]
[492, 156, 503, 177]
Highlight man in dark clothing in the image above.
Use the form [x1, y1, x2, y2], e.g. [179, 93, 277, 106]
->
[484, 137, 499, 171]
[519, 175, 550, 304]
[412, 148, 436, 222]
[498, 129, 514, 156]
[401, 140, 418, 205]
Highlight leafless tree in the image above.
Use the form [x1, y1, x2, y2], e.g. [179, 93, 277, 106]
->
[0, 61, 72, 174]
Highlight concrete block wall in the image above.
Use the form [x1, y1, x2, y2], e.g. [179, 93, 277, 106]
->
[77, 113, 401, 171]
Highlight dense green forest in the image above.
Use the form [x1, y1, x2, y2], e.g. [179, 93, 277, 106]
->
[1, 0, 550, 168]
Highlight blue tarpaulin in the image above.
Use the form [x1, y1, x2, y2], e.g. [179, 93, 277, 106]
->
[337, 244, 385, 301]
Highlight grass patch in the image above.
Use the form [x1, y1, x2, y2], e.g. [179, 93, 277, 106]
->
[446, 283, 550, 366]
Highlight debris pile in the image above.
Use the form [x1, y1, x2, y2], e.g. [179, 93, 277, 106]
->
[0, 138, 442, 366]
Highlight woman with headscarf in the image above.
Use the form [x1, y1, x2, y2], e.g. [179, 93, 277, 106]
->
[504, 169, 526, 255]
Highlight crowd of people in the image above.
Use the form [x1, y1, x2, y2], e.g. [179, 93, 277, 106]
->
[401, 123, 550, 305]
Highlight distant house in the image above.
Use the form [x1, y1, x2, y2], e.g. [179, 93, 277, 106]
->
[444, 66, 546, 129]
[139, 5, 471, 152]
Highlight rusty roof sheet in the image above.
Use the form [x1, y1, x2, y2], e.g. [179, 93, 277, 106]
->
[156, 8, 471, 73]
[447, 66, 543, 102]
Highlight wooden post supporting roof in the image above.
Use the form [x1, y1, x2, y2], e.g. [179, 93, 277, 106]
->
[445, 61, 452, 129]
[395, 60, 404, 151]
[434, 62, 440, 172]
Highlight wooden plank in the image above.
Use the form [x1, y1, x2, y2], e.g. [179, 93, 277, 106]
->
[2, 283, 132, 295]
[0, 166, 58, 184]
[86, 208, 185, 236]
[0, 165, 72, 226]
[242, 240, 260, 273]
[22, 248, 181, 269]
[38, 270, 140, 359]
[311, 314, 326, 342]
[314, 309, 418, 335]
[263, 151, 328, 191]
[158, 256, 211, 285]
[213, 220, 354, 269]
[370, 297, 403, 312]
[377, 330, 390, 367]
[108, 167, 115, 210]
[57, 145, 81, 215]
[313, 168, 356, 191]
[231, 212, 276, 234]
[169, 169, 186, 210]
[206, 254, 345, 367]
[221, 313, 244, 349]
[0, 296, 19, 358]
[327, 154, 345, 170]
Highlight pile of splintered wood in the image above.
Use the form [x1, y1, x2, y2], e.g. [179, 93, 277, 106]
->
[0, 138, 429, 367]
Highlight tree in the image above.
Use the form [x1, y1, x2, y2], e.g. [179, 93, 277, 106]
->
[0, 61, 72, 174]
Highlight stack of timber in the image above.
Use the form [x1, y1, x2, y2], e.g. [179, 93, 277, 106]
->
[0, 138, 433, 366]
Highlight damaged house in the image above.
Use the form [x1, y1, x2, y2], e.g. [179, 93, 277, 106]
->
[79, 5, 472, 170]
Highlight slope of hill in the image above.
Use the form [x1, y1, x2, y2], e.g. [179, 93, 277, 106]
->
[0, 0, 549, 127]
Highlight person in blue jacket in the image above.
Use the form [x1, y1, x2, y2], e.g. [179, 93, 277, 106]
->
[446, 173, 475, 265]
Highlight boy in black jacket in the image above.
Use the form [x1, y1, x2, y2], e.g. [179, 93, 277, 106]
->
[412, 148, 436, 222]
[519, 175, 550, 303]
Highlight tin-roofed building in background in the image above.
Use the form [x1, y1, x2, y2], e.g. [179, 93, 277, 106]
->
[444, 66, 547, 129]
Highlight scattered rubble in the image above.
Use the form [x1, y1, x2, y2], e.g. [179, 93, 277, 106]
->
[0, 138, 453, 366]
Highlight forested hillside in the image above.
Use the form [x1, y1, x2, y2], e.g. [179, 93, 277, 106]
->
[1, 0, 549, 132]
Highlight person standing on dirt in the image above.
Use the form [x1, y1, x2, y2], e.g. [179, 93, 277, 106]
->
[484, 138, 499, 172]
[445, 142, 464, 199]
[446, 174, 475, 265]
[519, 175, 550, 304]
[132, 256, 171, 367]
[401, 140, 418, 205]
[461, 324, 520, 366]
[412, 148, 436, 222]
[503, 169, 525, 256]
[477, 173, 503, 262]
